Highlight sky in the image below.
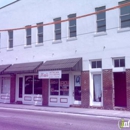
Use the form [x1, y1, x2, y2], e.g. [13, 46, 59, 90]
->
[0, 0, 15, 7]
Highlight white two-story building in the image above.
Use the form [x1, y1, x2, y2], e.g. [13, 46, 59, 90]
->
[0, 0, 130, 110]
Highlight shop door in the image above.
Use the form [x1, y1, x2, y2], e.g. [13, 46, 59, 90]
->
[49, 74, 70, 107]
[17, 77, 23, 101]
[74, 75, 81, 104]
[91, 74, 103, 106]
[114, 72, 127, 107]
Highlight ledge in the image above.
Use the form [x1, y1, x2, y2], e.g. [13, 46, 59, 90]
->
[67, 37, 77, 42]
[94, 32, 107, 37]
[35, 43, 44, 47]
[7, 48, 13, 51]
[24, 45, 32, 48]
[52, 40, 62, 44]
[117, 27, 130, 33]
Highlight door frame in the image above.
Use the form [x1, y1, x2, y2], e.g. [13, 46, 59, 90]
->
[90, 72, 103, 107]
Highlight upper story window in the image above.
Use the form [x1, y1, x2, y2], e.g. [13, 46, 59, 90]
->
[96, 6, 106, 32]
[8, 31, 13, 48]
[91, 60, 102, 68]
[54, 17, 61, 40]
[37, 22, 43, 43]
[68, 14, 76, 37]
[114, 58, 125, 67]
[26, 25, 31, 45]
[119, 0, 130, 28]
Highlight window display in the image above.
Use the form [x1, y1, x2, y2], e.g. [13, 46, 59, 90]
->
[50, 79, 59, 95]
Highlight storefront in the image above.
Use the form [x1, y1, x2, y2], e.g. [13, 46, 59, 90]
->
[38, 57, 82, 107]
[0, 64, 12, 103]
[4, 61, 43, 105]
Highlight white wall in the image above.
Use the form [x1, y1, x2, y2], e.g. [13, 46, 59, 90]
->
[0, 0, 130, 70]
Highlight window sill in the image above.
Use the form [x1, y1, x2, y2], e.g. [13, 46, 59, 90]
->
[52, 40, 62, 44]
[35, 43, 44, 47]
[117, 27, 130, 33]
[7, 48, 13, 51]
[67, 37, 77, 41]
[94, 32, 107, 37]
[24, 45, 32, 48]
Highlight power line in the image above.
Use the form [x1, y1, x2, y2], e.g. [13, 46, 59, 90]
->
[0, 2, 130, 31]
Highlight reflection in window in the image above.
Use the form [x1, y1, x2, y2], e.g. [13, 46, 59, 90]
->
[50, 79, 59, 95]
[34, 75, 42, 94]
[25, 76, 33, 94]
[60, 74, 69, 96]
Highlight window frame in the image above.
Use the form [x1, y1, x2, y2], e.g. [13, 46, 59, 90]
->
[113, 58, 125, 67]
[8, 31, 13, 48]
[119, 0, 130, 28]
[26, 25, 31, 45]
[68, 14, 77, 38]
[54, 17, 61, 41]
[95, 6, 106, 32]
[91, 60, 102, 69]
[37, 22, 43, 44]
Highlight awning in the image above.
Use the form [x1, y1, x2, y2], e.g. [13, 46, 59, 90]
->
[4, 61, 43, 74]
[38, 57, 82, 71]
[0, 64, 11, 74]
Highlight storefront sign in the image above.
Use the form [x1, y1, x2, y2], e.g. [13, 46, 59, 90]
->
[38, 70, 62, 79]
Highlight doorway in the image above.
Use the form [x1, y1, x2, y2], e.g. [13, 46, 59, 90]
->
[114, 72, 127, 107]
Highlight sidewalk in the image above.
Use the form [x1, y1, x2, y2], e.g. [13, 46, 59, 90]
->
[0, 103, 130, 119]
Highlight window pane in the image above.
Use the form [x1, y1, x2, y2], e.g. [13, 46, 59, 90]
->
[25, 76, 33, 94]
[93, 74, 102, 102]
[97, 61, 102, 68]
[9, 40, 13, 48]
[50, 79, 59, 95]
[8, 31, 13, 39]
[120, 59, 125, 67]
[70, 26, 76, 37]
[26, 28, 31, 36]
[60, 74, 69, 96]
[19, 77, 23, 98]
[74, 75, 81, 101]
[1, 77, 10, 94]
[96, 6, 105, 20]
[34, 75, 42, 94]
[55, 30, 61, 40]
[120, 6, 130, 15]
[38, 26, 43, 33]
[38, 34, 43, 43]
[92, 61, 96, 68]
[121, 15, 130, 28]
[114, 59, 119, 67]
[27, 37, 31, 45]
[55, 23, 61, 30]
[69, 20, 76, 27]
[97, 20, 106, 32]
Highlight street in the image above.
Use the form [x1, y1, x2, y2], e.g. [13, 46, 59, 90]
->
[0, 108, 121, 130]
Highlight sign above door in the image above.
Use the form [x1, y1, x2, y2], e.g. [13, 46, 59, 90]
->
[38, 70, 62, 79]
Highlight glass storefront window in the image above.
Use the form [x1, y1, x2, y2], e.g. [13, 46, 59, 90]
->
[34, 75, 42, 94]
[50, 79, 59, 95]
[60, 74, 69, 96]
[25, 76, 33, 94]
[0, 77, 10, 94]
[74, 75, 81, 101]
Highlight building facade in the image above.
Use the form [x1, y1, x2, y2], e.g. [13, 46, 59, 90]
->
[0, 0, 130, 109]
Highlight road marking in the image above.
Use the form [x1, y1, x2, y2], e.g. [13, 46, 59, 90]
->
[0, 107, 125, 120]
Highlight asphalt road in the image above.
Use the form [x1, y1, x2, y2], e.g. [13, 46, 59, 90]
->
[0, 108, 122, 130]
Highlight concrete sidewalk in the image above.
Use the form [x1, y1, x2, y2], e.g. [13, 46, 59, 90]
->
[0, 103, 130, 119]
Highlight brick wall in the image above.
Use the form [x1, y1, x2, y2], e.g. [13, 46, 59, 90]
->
[81, 71, 89, 108]
[42, 79, 49, 106]
[126, 69, 130, 110]
[10, 74, 16, 103]
[103, 69, 113, 109]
